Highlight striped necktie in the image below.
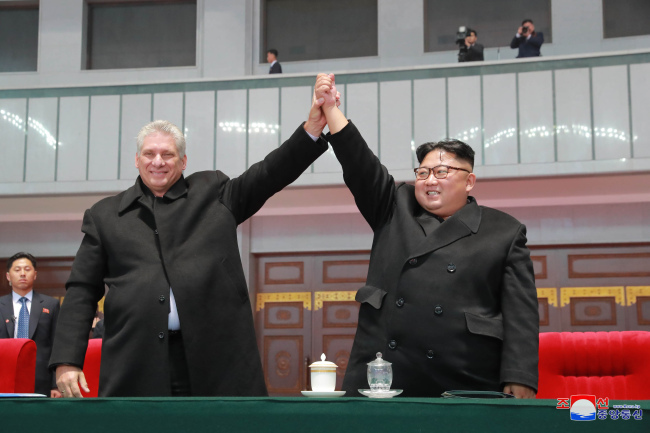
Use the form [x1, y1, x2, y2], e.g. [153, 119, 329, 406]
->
[17, 297, 30, 339]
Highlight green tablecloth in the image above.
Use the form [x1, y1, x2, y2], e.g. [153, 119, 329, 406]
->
[1, 397, 647, 433]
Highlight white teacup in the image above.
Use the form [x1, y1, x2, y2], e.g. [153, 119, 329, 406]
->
[309, 353, 338, 392]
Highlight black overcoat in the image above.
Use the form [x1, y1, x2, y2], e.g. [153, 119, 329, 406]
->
[328, 122, 539, 397]
[49, 124, 328, 396]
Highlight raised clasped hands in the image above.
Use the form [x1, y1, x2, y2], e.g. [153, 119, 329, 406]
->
[304, 73, 341, 137]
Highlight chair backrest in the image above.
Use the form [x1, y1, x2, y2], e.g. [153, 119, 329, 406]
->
[82, 338, 102, 397]
[537, 331, 650, 399]
[0, 338, 37, 393]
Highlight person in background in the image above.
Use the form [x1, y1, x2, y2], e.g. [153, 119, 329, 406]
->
[267, 49, 282, 74]
[459, 28, 484, 62]
[1, 252, 61, 397]
[510, 19, 544, 58]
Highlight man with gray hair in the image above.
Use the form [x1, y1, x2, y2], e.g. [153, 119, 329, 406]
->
[50, 75, 339, 397]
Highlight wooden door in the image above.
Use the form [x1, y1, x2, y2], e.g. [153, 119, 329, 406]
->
[254, 253, 369, 396]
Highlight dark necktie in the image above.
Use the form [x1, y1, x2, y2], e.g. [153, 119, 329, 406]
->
[17, 297, 29, 339]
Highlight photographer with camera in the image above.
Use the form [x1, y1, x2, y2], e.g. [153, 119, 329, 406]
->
[510, 19, 544, 59]
[510, 19, 543, 58]
[457, 27, 484, 62]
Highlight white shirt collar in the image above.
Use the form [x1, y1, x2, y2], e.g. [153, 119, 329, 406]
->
[12, 290, 33, 303]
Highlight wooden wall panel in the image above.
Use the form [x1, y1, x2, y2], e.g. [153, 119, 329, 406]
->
[568, 252, 650, 278]
[531, 256, 547, 280]
[264, 261, 305, 285]
[322, 334, 355, 391]
[263, 335, 304, 394]
[322, 260, 369, 284]
[264, 301, 304, 329]
[560, 287, 626, 331]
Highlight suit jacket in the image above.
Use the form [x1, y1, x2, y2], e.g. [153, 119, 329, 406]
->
[49, 124, 328, 397]
[510, 32, 544, 58]
[269, 62, 282, 74]
[327, 121, 539, 397]
[462, 43, 484, 62]
[0, 292, 60, 395]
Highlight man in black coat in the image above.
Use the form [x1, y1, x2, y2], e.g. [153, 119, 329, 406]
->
[316, 74, 538, 398]
[1, 252, 61, 397]
[51, 76, 338, 397]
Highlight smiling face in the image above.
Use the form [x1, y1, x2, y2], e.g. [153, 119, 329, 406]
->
[414, 150, 476, 219]
[135, 132, 187, 197]
[6, 258, 37, 296]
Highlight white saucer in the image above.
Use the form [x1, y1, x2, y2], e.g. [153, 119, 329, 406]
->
[358, 389, 403, 398]
[301, 390, 346, 398]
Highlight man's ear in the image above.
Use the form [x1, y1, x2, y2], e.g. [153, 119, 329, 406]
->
[465, 173, 476, 192]
[135, 153, 140, 169]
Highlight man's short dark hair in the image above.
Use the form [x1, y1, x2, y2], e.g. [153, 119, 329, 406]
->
[267, 49, 278, 57]
[468, 28, 477, 37]
[416, 139, 475, 169]
[522, 19, 533, 26]
[7, 252, 37, 271]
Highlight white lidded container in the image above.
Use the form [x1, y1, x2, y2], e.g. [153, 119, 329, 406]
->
[309, 353, 338, 392]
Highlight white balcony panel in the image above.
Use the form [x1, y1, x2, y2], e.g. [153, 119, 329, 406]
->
[57, 96, 89, 181]
[184, 91, 215, 175]
[248, 88, 279, 169]
[346, 82, 379, 157]
[215, 89, 247, 178]
[448, 76, 482, 165]
[120, 94, 152, 180]
[414, 78, 447, 149]
[519, 71, 555, 164]
[380, 80, 413, 171]
[555, 68, 592, 162]
[484, 74, 518, 165]
[0, 99, 27, 183]
[88, 95, 120, 181]
[25, 98, 58, 182]
[153, 92, 183, 131]
[630, 63, 650, 158]
[592, 65, 630, 161]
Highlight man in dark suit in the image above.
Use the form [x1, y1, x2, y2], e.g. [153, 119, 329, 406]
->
[51, 76, 339, 397]
[315, 74, 538, 398]
[510, 19, 544, 58]
[459, 29, 484, 62]
[267, 49, 282, 74]
[1, 252, 61, 397]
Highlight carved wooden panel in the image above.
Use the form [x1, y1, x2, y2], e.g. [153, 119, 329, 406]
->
[569, 296, 617, 326]
[323, 301, 359, 328]
[568, 252, 650, 278]
[531, 255, 548, 280]
[263, 335, 303, 394]
[322, 334, 354, 390]
[264, 261, 305, 285]
[322, 260, 369, 284]
[538, 298, 549, 327]
[625, 286, 650, 329]
[263, 301, 304, 329]
[536, 288, 559, 330]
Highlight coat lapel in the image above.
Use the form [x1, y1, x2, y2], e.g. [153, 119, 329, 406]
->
[29, 292, 42, 339]
[407, 197, 482, 261]
[0, 295, 15, 337]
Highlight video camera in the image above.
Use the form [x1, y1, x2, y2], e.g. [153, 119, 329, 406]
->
[456, 26, 470, 62]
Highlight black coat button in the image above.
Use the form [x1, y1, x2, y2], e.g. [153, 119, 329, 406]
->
[409, 258, 418, 266]
[396, 298, 405, 307]
[447, 263, 456, 273]
[434, 305, 443, 315]
[158, 332, 165, 339]
[426, 350, 434, 359]
[154, 229, 159, 235]
[388, 340, 397, 350]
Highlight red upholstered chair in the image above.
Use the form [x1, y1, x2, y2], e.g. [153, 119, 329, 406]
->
[0, 338, 37, 393]
[537, 331, 650, 399]
[81, 338, 102, 397]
